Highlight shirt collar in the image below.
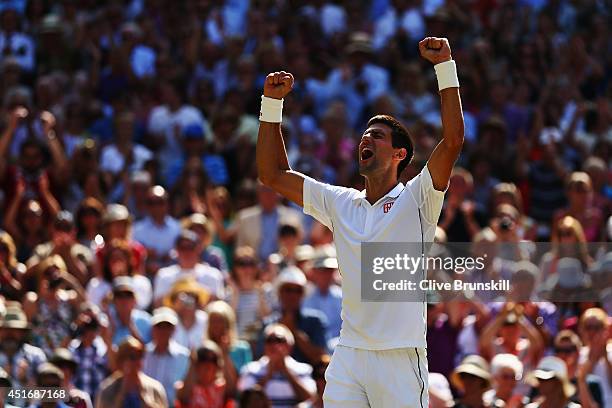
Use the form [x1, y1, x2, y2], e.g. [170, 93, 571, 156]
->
[352, 182, 405, 203]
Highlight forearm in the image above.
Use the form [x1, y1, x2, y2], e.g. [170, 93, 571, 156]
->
[222, 352, 238, 395]
[439, 87, 465, 151]
[283, 368, 313, 402]
[519, 317, 543, 359]
[256, 122, 290, 185]
[3, 195, 23, 239]
[293, 330, 323, 364]
[479, 318, 503, 358]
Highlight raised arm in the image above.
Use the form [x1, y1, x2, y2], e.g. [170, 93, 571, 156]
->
[418, 38, 464, 191]
[257, 71, 306, 207]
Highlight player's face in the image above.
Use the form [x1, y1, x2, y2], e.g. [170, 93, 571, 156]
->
[358, 123, 397, 177]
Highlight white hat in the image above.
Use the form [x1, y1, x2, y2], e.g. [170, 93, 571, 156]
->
[428, 373, 453, 407]
[528, 356, 575, 398]
[151, 307, 178, 326]
[276, 266, 307, 291]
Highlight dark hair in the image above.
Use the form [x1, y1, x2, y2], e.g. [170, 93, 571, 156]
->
[366, 115, 414, 179]
[102, 240, 133, 283]
[239, 386, 271, 408]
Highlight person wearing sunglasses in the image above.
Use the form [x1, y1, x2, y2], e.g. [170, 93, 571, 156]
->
[450, 355, 492, 408]
[238, 324, 316, 408]
[577, 308, 611, 408]
[483, 353, 524, 408]
[553, 330, 604, 408]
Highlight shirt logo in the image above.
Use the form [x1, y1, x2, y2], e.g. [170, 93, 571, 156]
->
[383, 201, 395, 213]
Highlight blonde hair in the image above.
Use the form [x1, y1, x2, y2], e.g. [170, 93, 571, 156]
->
[552, 216, 590, 264]
[205, 301, 238, 345]
[492, 182, 524, 214]
[580, 308, 609, 329]
[0, 231, 17, 270]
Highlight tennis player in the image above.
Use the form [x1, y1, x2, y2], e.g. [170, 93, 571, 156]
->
[256, 37, 464, 407]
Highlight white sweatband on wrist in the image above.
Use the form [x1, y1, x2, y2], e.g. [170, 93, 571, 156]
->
[434, 60, 460, 91]
[259, 95, 283, 123]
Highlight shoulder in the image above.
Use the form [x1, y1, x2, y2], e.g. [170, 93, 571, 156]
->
[237, 205, 261, 220]
[99, 372, 122, 393]
[301, 308, 328, 324]
[242, 358, 266, 375]
[197, 263, 223, 278]
[169, 341, 190, 357]
[286, 357, 313, 376]
[157, 265, 178, 278]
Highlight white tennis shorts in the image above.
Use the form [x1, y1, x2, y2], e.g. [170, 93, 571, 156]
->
[323, 345, 429, 408]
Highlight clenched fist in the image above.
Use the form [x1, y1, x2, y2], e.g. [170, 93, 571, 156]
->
[263, 71, 294, 100]
[419, 37, 452, 65]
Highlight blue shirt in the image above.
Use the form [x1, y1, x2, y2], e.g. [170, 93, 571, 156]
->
[143, 341, 190, 407]
[133, 216, 182, 258]
[259, 210, 279, 261]
[303, 285, 343, 340]
[111, 308, 152, 346]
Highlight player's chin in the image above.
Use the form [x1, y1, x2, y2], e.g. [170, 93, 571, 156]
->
[358, 160, 376, 175]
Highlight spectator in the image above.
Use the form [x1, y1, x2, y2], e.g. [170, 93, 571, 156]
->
[123, 171, 152, 222]
[49, 348, 93, 408]
[525, 356, 578, 408]
[26, 211, 93, 286]
[74, 197, 104, 249]
[238, 324, 316, 407]
[0, 305, 46, 403]
[87, 239, 152, 310]
[483, 353, 524, 408]
[0, 7, 35, 71]
[260, 266, 327, 365]
[303, 254, 342, 344]
[182, 213, 228, 276]
[428, 372, 454, 408]
[554, 330, 604, 408]
[143, 307, 190, 407]
[35, 362, 71, 408]
[154, 229, 224, 305]
[175, 340, 235, 408]
[0, 231, 24, 300]
[132, 185, 181, 271]
[23, 254, 86, 355]
[96, 336, 167, 408]
[450, 355, 492, 408]
[578, 308, 612, 408]
[232, 183, 303, 262]
[164, 279, 210, 351]
[0, 366, 18, 408]
[239, 385, 271, 408]
[427, 299, 464, 379]
[107, 276, 152, 346]
[227, 246, 272, 340]
[490, 182, 537, 241]
[205, 300, 252, 376]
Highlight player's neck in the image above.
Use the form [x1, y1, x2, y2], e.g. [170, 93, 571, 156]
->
[364, 174, 398, 205]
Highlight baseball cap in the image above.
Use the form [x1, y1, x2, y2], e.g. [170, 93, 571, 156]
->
[103, 203, 131, 224]
[451, 355, 491, 391]
[528, 356, 575, 398]
[37, 363, 64, 381]
[151, 307, 178, 326]
[54, 211, 75, 231]
[49, 348, 78, 370]
[182, 124, 205, 140]
[312, 256, 338, 270]
[264, 323, 295, 347]
[275, 266, 307, 291]
[112, 276, 135, 295]
[428, 373, 453, 407]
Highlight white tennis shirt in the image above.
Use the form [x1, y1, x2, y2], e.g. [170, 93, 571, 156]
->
[303, 164, 445, 349]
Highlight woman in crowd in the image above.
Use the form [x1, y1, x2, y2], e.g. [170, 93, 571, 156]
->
[0, 231, 24, 300]
[86, 239, 151, 310]
[75, 196, 104, 249]
[483, 353, 524, 408]
[490, 182, 537, 241]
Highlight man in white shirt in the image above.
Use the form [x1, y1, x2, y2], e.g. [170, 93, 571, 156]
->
[256, 37, 464, 407]
[153, 230, 224, 305]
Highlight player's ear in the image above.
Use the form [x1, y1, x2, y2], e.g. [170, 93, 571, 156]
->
[394, 148, 407, 161]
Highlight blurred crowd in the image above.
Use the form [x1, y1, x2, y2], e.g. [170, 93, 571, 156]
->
[0, 0, 610, 407]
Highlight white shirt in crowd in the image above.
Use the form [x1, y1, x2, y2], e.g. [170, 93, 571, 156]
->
[302, 164, 445, 350]
[86, 275, 152, 310]
[154, 263, 225, 301]
[100, 143, 153, 175]
[172, 310, 209, 351]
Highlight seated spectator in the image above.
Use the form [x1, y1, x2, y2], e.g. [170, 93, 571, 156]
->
[107, 277, 152, 346]
[96, 336, 167, 408]
[133, 185, 182, 272]
[0, 231, 24, 300]
[175, 340, 236, 408]
[68, 310, 109, 401]
[578, 308, 612, 407]
[182, 213, 228, 276]
[525, 356, 578, 408]
[554, 330, 604, 407]
[303, 254, 342, 344]
[227, 246, 273, 340]
[124, 171, 152, 222]
[49, 348, 93, 408]
[450, 355, 492, 408]
[23, 255, 86, 355]
[0, 306, 46, 403]
[98, 203, 147, 275]
[35, 363, 72, 407]
[483, 353, 524, 407]
[143, 307, 190, 407]
[259, 266, 327, 365]
[205, 300, 252, 376]
[267, 222, 303, 270]
[26, 211, 93, 286]
[87, 239, 152, 310]
[154, 230, 225, 305]
[490, 182, 537, 241]
[164, 279, 210, 351]
[238, 324, 316, 407]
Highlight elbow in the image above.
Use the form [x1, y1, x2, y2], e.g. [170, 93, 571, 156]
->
[258, 173, 278, 189]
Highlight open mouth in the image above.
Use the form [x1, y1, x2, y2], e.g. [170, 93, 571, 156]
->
[360, 148, 374, 161]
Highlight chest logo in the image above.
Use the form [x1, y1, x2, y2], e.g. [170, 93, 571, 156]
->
[383, 201, 395, 213]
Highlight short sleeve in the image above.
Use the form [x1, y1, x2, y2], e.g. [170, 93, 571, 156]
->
[303, 176, 344, 230]
[406, 164, 446, 225]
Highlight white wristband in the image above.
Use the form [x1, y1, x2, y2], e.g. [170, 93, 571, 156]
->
[434, 60, 460, 91]
[260, 95, 283, 123]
